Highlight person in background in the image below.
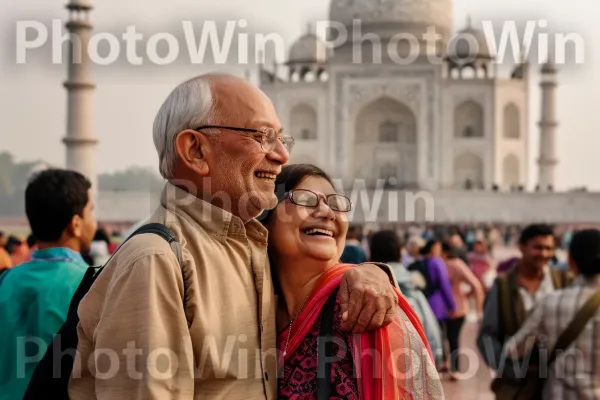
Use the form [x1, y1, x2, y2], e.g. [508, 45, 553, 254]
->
[477, 224, 573, 399]
[465, 227, 476, 250]
[441, 243, 485, 380]
[88, 228, 112, 266]
[420, 239, 457, 373]
[446, 233, 471, 267]
[5, 236, 30, 266]
[402, 236, 424, 266]
[503, 228, 600, 399]
[0, 169, 97, 400]
[468, 238, 493, 290]
[496, 256, 520, 275]
[105, 227, 119, 254]
[0, 231, 12, 271]
[370, 229, 444, 368]
[361, 229, 373, 260]
[340, 224, 367, 264]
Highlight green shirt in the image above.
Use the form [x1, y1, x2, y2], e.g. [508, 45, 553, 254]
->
[0, 247, 88, 400]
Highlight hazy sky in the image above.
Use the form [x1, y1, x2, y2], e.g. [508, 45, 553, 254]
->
[0, 0, 598, 190]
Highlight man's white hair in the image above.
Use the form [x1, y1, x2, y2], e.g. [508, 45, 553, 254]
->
[153, 74, 219, 179]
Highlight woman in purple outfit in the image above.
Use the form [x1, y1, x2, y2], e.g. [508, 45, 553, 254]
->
[420, 239, 457, 374]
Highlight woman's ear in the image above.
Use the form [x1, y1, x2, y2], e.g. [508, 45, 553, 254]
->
[175, 130, 210, 176]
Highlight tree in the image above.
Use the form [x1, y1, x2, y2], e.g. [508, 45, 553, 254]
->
[0, 152, 163, 217]
[98, 166, 163, 191]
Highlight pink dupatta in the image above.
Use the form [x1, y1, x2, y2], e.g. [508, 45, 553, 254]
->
[278, 264, 443, 399]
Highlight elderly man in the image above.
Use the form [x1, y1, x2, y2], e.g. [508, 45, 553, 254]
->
[69, 74, 399, 399]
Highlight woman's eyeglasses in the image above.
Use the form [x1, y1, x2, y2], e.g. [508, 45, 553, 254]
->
[284, 189, 352, 212]
[195, 125, 295, 153]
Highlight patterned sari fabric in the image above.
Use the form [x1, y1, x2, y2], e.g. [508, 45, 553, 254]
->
[278, 264, 444, 399]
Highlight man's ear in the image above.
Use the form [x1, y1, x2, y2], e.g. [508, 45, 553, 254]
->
[175, 130, 210, 176]
[66, 214, 83, 239]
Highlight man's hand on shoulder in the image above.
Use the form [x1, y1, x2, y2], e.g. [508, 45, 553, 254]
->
[339, 263, 399, 333]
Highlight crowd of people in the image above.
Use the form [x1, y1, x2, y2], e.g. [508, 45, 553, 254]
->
[339, 220, 600, 398]
[0, 227, 119, 274]
[340, 224, 488, 380]
[0, 73, 599, 399]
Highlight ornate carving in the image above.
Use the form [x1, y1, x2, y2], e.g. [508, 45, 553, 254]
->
[347, 82, 422, 113]
[453, 93, 486, 108]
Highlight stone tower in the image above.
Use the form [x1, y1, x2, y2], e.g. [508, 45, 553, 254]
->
[63, 0, 98, 197]
[537, 61, 559, 191]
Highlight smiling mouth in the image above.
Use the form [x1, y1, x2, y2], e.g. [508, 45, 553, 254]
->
[255, 171, 277, 181]
[304, 228, 334, 238]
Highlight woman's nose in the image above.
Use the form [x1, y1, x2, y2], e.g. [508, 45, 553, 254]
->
[313, 197, 335, 219]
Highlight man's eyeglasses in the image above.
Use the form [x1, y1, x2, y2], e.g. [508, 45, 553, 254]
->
[195, 125, 295, 153]
[284, 189, 352, 212]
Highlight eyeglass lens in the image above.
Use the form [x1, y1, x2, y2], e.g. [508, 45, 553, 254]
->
[262, 128, 294, 153]
[291, 190, 350, 212]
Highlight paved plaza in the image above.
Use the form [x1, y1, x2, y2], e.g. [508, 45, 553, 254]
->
[441, 321, 495, 399]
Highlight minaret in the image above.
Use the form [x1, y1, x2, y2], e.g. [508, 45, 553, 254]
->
[537, 60, 559, 191]
[63, 0, 98, 197]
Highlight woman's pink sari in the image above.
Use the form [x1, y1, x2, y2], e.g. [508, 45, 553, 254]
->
[278, 264, 443, 399]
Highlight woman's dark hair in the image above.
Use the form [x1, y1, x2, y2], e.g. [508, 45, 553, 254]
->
[25, 169, 91, 242]
[420, 239, 441, 256]
[442, 242, 459, 260]
[258, 163, 335, 224]
[369, 230, 402, 263]
[569, 229, 600, 278]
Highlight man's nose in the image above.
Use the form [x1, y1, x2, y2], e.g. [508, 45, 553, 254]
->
[267, 138, 290, 165]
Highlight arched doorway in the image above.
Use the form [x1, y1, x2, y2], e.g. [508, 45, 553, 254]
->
[454, 152, 484, 189]
[455, 101, 484, 138]
[290, 103, 317, 140]
[354, 97, 417, 188]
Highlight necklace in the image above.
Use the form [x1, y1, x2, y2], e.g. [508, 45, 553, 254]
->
[282, 292, 311, 358]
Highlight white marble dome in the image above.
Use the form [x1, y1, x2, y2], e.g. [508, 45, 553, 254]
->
[329, 0, 454, 40]
[449, 26, 492, 60]
[288, 34, 328, 64]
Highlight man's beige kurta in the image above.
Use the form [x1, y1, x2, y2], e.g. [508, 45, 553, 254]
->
[69, 182, 277, 399]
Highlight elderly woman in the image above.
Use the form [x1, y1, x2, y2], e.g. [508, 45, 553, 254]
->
[259, 164, 442, 399]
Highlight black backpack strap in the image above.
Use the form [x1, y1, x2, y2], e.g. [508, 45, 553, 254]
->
[317, 289, 339, 400]
[128, 223, 183, 265]
[67, 266, 100, 316]
[67, 223, 182, 315]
